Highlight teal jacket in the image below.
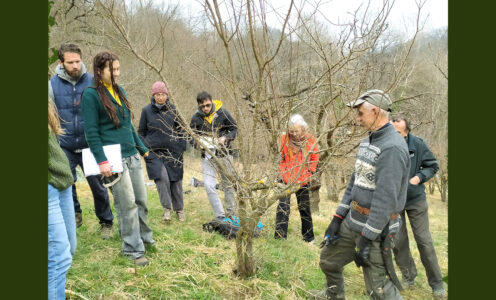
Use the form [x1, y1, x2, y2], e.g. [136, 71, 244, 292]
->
[81, 86, 148, 163]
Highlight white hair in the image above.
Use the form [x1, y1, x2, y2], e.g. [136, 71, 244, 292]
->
[361, 102, 390, 118]
[288, 114, 308, 129]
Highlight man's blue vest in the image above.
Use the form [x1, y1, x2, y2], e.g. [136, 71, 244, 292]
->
[50, 72, 94, 151]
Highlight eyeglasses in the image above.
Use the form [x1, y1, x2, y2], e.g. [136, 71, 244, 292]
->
[199, 103, 212, 109]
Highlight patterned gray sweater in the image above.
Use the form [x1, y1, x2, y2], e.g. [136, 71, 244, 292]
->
[336, 124, 410, 240]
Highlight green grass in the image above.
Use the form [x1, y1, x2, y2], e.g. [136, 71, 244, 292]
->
[66, 156, 448, 299]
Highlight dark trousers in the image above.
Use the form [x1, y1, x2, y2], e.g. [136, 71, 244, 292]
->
[62, 148, 114, 225]
[393, 199, 444, 290]
[320, 221, 403, 299]
[274, 185, 314, 242]
[154, 164, 184, 211]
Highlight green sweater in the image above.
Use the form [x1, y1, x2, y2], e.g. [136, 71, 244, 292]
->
[48, 130, 74, 190]
[81, 86, 148, 163]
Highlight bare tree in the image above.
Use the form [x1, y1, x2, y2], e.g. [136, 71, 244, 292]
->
[50, 0, 443, 278]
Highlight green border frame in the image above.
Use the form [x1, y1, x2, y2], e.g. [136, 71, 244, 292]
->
[448, 1, 492, 299]
[3, 1, 491, 299]
[1, 1, 47, 299]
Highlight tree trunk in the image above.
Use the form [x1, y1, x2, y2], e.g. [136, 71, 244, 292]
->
[235, 191, 257, 278]
[309, 172, 322, 213]
[235, 226, 255, 278]
[428, 180, 436, 195]
[435, 174, 448, 203]
[324, 170, 341, 203]
[440, 175, 448, 202]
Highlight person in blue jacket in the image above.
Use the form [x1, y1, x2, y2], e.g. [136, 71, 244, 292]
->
[49, 43, 114, 238]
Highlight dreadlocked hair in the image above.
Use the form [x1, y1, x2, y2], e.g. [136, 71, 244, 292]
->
[92, 51, 133, 128]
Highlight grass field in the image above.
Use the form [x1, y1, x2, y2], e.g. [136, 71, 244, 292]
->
[66, 153, 447, 299]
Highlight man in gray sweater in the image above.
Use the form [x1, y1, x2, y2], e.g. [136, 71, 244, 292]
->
[390, 117, 446, 299]
[311, 90, 410, 300]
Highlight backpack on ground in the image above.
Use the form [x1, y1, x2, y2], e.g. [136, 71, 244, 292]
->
[202, 216, 263, 239]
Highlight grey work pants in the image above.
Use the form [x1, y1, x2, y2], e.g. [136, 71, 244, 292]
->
[154, 164, 184, 211]
[109, 154, 154, 259]
[201, 156, 236, 218]
[319, 221, 403, 300]
[393, 199, 444, 290]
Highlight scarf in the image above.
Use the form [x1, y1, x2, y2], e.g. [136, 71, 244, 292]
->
[154, 102, 165, 110]
[286, 134, 309, 160]
[103, 82, 121, 106]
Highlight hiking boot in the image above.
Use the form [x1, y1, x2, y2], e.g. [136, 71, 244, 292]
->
[308, 288, 344, 300]
[177, 211, 186, 222]
[100, 224, 113, 240]
[162, 208, 171, 222]
[403, 278, 415, 289]
[433, 288, 447, 299]
[308, 290, 328, 300]
[75, 212, 83, 228]
[133, 256, 149, 267]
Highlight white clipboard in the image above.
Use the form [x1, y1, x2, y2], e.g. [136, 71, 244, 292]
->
[82, 144, 123, 176]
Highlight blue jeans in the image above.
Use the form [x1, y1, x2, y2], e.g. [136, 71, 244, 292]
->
[48, 184, 76, 300]
[109, 154, 154, 259]
[201, 156, 236, 218]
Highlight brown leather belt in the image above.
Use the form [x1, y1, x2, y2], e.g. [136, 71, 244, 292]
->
[352, 201, 399, 220]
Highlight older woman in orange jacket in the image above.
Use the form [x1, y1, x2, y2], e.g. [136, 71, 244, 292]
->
[274, 114, 319, 243]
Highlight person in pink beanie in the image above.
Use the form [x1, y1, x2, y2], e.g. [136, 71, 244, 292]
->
[138, 81, 187, 222]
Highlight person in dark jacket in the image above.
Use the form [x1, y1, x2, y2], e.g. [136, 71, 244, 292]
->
[390, 117, 446, 299]
[190, 91, 237, 220]
[138, 81, 187, 222]
[49, 43, 114, 237]
[311, 90, 409, 300]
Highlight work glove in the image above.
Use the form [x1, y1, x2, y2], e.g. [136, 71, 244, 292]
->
[354, 235, 373, 268]
[325, 215, 343, 238]
[320, 215, 343, 248]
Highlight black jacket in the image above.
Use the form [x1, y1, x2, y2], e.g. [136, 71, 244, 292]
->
[138, 98, 186, 181]
[405, 133, 439, 204]
[189, 100, 237, 157]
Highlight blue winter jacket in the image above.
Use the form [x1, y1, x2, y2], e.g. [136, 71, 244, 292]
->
[49, 64, 93, 151]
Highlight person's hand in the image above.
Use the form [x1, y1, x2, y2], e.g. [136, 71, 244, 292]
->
[354, 235, 372, 268]
[218, 136, 226, 145]
[99, 162, 113, 177]
[143, 151, 149, 158]
[324, 215, 343, 238]
[409, 175, 421, 185]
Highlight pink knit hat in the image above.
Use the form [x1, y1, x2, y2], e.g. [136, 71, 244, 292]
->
[151, 81, 168, 95]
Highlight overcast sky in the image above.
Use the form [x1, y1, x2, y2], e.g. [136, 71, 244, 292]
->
[155, 0, 447, 36]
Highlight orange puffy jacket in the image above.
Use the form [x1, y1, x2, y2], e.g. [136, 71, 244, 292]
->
[278, 133, 319, 186]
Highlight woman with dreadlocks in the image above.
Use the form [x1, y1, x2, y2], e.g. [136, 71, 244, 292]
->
[81, 51, 153, 266]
